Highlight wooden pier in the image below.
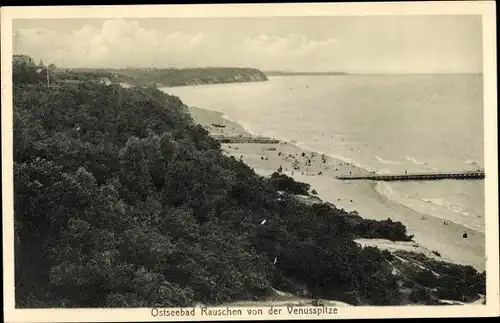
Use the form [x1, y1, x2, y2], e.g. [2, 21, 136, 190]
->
[336, 171, 485, 181]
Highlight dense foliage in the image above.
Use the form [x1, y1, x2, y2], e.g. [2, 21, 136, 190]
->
[349, 217, 413, 242]
[57, 70, 124, 83]
[394, 251, 486, 302]
[13, 55, 52, 85]
[269, 172, 311, 195]
[64, 67, 268, 87]
[14, 55, 267, 88]
[13, 56, 485, 307]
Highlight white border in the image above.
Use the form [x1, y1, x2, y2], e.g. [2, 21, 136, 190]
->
[2, 2, 499, 321]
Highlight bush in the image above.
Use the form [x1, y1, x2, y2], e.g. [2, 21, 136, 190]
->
[414, 269, 438, 288]
[351, 218, 413, 242]
[408, 287, 438, 305]
[268, 172, 310, 195]
[393, 251, 486, 302]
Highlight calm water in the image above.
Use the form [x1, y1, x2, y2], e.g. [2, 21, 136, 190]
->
[161, 74, 485, 232]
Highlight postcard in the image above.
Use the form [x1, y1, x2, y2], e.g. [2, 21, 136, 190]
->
[1, 2, 498, 321]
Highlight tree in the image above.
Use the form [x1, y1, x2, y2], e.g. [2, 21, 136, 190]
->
[13, 55, 39, 84]
[13, 54, 486, 308]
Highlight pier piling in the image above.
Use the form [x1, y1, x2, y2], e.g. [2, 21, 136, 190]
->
[336, 171, 485, 181]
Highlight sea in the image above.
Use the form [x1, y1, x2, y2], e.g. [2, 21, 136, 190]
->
[160, 74, 485, 233]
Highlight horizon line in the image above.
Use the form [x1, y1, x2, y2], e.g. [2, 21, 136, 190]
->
[264, 70, 483, 75]
[13, 56, 483, 75]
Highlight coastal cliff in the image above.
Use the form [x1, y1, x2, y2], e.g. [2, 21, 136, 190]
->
[59, 67, 268, 87]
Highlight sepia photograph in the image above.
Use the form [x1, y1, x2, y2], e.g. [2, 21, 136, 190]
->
[2, 2, 499, 321]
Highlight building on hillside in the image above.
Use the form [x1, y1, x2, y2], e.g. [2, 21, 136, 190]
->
[99, 77, 112, 85]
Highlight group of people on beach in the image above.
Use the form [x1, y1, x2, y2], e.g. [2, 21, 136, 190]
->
[234, 144, 357, 179]
[274, 150, 335, 177]
[233, 144, 474, 241]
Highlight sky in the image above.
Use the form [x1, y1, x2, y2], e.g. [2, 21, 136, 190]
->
[12, 15, 483, 73]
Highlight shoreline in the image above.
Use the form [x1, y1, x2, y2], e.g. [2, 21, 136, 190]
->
[188, 106, 485, 272]
[147, 78, 269, 89]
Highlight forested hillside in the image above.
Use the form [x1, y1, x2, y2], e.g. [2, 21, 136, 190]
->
[61, 67, 268, 87]
[12, 55, 485, 308]
[14, 55, 268, 88]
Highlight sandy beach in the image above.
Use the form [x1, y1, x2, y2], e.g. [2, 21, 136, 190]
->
[189, 106, 486, 272]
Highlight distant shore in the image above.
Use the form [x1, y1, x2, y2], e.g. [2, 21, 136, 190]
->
[264, 71, 348, 76]
[188, 106, 485, 272]
[61, 66, 268, 88]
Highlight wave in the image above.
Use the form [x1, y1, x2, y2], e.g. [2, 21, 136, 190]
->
[217, 112, 262, 137]
[375, 182, 484, 233]
[465, 159, 479, 165]
[406, 156, 427, 165]
[422, 197, 453, 208]
[375, 156, 402, 165]
[422, 198, 482, 220]
[464, 159, 483, 169]
[375, 181, 398, 200]
[214, 115, 378, 174]
[289, 140, 378, 173]
[322, 152, 377, 173]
